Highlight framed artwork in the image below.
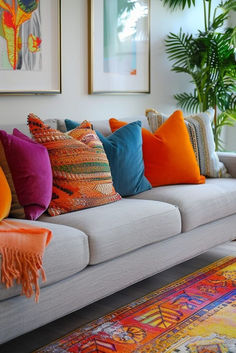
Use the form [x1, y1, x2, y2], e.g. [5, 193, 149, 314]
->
[88, 0, 150, 94]
[0, 0, 61, 94]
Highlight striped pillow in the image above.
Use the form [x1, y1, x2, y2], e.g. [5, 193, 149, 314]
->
[28, 114, 121, 216]
[146, 108, 228, 178]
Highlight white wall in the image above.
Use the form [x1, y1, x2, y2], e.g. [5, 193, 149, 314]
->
[0, 0, 205, 126]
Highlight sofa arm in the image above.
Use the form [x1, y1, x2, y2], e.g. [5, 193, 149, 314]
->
[218, 152, 236, 178]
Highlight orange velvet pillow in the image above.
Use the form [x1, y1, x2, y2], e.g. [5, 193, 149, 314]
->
[0, 167, 12, 221]
[109, 110, 205, 187]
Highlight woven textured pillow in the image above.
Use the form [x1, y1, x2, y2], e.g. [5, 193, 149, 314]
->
[0, 167, 12, 221]
[146, 108, 227, 178]
[110, 111, 205, 187]
[28, 114, 121, 216]
[0, 129, 52, 220]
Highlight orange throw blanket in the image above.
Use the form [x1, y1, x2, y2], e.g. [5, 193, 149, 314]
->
[0, 219, 52, 302]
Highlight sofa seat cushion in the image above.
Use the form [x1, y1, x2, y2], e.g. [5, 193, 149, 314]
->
[39, 198, 181, 265]
[0, 219, 89, 301]
[131, 179, 236, 232]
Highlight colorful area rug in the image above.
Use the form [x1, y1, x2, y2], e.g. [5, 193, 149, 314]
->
[36, 257, 236, 352]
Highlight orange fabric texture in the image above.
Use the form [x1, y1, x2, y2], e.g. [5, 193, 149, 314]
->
[109, 111, 205, 187]
[28, 114, 121, 216]
[0, 219, 52, 302]
[0, 167, 12, 221]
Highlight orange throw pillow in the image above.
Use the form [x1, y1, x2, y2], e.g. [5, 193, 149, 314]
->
[109, 111, 205, 187]
[0, 167, 12, 221]
[28, 114, 121, 216]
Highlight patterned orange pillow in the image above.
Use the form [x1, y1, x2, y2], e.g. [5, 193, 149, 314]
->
[28, 114, 121, 216]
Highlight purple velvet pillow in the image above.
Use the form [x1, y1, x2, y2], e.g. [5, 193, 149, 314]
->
[0, 129, 52, 220]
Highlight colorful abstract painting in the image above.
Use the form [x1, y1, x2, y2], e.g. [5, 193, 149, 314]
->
[35, 256, 236, 352]
[0, 0, 41, 71]
[104, 0, 148, 76]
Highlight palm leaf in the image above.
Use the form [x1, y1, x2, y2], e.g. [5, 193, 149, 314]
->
[211, 0, 236, 30]
[218, 0, 236, 13]
[164, 0, 236, 149]
[214, 109, 236, 150]
[211, 12, 229, 30]
[205, 32, 234, 68]
[171, 66, 191, 74]
[165, 30, 196, 68]
[161, 0, 195, 10]
[216, 111, 236, 131]
[230, 27, 236, 47]
[217, 88, 236, 111]
[174, 92, 200, 113]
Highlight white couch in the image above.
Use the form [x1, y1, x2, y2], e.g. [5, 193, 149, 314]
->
[0, 117, 236, 344]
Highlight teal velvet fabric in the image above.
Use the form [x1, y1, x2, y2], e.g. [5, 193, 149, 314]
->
[96, 121, 151, 197]
[65, 119, 80, 131]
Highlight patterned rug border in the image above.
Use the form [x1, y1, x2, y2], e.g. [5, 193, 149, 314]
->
[34, 256, 235, 352]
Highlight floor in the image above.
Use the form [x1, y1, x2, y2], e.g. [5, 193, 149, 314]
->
[1, 242, 236, 353]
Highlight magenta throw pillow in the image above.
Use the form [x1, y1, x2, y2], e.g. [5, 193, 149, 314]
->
[0, 129, 53, 220]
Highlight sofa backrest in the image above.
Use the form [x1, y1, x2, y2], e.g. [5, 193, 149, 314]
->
[0, 119, 58, 137]
[55, 115, 151, 136]
[0, 116, 151, 137]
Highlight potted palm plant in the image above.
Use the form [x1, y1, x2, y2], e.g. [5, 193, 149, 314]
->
[162, 0, 236, 150]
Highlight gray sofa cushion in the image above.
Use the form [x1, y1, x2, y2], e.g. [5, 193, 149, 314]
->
[0, 219, 89, 301]
[218, 152, 236, 178]
[40, 198, 181, 265]
[131, 178, 236, 232]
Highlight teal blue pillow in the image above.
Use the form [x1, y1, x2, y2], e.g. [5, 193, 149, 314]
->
[65, 119, 80, 131]
[65, 118, 151, 196]
[96, 121, 151, 197]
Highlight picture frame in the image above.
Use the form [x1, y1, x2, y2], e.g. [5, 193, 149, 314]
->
[88, 0, 150, 94]
[0, 0, 61, 95]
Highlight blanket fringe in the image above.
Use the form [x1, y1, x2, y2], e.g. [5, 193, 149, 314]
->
[0, 246, 46, 302]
